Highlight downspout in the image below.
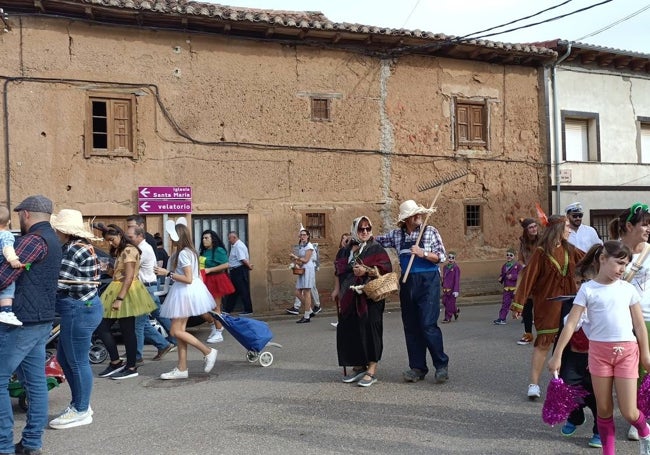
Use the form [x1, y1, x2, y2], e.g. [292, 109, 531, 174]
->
[3, 78, 12, 208]
[551, 42, 572, 213]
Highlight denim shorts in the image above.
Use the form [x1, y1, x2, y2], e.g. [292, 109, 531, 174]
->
[0, 282, 15, 300]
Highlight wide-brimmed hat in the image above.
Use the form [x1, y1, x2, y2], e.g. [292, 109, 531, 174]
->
[165, 217, 187, 242]
[397, 200, 434, 224]
[51, 209, 100, 240]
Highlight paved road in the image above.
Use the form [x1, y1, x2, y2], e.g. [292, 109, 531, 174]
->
[9, 304, 644, 454]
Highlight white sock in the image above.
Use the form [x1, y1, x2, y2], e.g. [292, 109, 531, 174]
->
[303, 311, 310, 319]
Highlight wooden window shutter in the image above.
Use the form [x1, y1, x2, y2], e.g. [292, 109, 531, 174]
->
[457, 105, 469, 142]
[112, 100, 131, 151]
[470, 105, 484, 141]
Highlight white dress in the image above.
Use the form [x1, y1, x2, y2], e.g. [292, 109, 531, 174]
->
[160, 248, 216, 318]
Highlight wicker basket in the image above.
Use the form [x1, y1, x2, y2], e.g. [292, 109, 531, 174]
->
[363, 268, 399, 301]
[292, 266, 305, 275]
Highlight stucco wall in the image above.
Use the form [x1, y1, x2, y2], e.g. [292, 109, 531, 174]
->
[0, 17, 547, 311]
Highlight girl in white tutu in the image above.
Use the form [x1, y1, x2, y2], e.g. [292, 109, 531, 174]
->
[155, 219, 217, 379]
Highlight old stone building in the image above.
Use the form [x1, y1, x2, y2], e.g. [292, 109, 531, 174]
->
[0, 1, 555, 312]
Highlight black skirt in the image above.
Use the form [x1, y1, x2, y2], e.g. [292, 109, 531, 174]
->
[336, 295, 385, 367]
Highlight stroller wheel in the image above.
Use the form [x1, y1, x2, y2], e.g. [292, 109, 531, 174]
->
[89, 343, 108, 364]
[246, 351, 259, 363]
[259, 351, 273, 367]
[19, 394, 28, 412]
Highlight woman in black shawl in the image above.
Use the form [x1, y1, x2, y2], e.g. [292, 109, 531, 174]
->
[333, 216, 392, 387]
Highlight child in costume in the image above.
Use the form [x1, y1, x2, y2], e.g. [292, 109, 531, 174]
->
[549, 241, 650, 455]
[494, 248, 521, 325]
[441, 251, 460, 323]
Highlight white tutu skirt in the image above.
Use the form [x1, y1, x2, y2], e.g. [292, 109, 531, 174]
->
[160, 278, 216, 319]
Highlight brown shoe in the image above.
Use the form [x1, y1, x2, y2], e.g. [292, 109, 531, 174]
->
[152, 344, 174, 361]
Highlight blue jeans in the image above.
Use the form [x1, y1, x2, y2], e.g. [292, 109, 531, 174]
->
[400, 271, 449, 374]
[136, 285, 172, 359]
[0, 322, 52, 453]
[55, 295, 103, 413]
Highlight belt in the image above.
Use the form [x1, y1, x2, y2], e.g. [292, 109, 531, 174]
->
[143, 281, 158, 287]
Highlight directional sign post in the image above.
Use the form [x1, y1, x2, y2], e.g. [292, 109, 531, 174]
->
[138, 186, 192, 214]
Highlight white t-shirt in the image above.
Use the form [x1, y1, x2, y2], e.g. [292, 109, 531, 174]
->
[627, 251, 650, 321]
[573, 279, 640, 342]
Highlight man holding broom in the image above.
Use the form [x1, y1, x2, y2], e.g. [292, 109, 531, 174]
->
[375, 199, 450, 383]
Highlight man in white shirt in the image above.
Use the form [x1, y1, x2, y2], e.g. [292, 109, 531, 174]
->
[565, 202, 603, 253]
[126, 226, 175, 361]
[223, 231, 254, 315]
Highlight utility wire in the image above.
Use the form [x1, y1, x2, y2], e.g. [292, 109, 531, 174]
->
[468, 0, 613, 41]
[401, 0, 422, 29]
[452, 0, 574, 42]
[573, 2, 650, 42]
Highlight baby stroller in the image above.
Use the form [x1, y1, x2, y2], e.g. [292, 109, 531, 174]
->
[210, 312, 281, 367]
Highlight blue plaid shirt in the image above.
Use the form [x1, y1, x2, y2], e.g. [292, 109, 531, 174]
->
[374, 226, 446, 262]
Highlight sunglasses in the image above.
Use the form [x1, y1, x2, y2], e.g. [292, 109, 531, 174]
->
[358, 227, 372, 233]
[627, 203, 649, 222]
[570, 213, 583, 219]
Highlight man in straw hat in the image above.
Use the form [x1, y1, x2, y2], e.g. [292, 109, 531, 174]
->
[0, 195, 62, 454]
[375, 199, 450, 383]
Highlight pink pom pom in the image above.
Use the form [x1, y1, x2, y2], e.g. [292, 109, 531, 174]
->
[542, 374, 589, 426]
[638, 375, 650, 417]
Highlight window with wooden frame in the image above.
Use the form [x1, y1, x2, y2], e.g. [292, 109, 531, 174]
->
[85, 93, 136, 158]
[305, 213, 326, 239]
[455, 99, 488, 149]
[561, 110, 600, 162]
[464, 204, 482, 233]
[310, 98, 331, 121]
[638, 117, 650, 164]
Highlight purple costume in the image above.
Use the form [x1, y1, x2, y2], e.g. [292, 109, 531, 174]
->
[441, 263, 460, 321]
[498, 261, 522, 321]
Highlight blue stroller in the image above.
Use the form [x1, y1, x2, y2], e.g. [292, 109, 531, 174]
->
[210, 312, 282, 367]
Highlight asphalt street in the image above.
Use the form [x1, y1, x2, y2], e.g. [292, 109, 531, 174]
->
[9, 303, 645, 454]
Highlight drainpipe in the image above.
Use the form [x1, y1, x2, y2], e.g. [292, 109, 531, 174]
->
[551, 42, 572, 213]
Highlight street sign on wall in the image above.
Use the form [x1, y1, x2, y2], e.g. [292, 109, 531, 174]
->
[138, 186, 192, 214]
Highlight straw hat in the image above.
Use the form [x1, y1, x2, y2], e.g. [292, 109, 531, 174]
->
[50, 209, 100, 240]
[397, 200, 434, 224]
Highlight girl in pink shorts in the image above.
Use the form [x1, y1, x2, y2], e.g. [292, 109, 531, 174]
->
[549, 241, 650, 455]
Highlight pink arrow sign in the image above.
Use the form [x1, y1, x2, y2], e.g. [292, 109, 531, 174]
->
[138, 186, 192, 200]
[138, 200, 192, 214]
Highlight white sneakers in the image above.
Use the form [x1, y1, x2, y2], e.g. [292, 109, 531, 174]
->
[160, 368, 189, 380]
[49, 406, 93, 429]
[527, 383, 541, 399]
[207, 327, 224, 344]
[0, 311, 22, 326]
[204, 348, 218, 373]
[630, 425, 640, 441]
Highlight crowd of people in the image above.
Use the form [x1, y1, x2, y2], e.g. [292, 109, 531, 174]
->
[6, 193, 650, 453]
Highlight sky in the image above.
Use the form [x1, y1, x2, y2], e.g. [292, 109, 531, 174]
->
[212, 0, 650, 54]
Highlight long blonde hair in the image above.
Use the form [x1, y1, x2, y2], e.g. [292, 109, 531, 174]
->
[170, 224, 198, 271]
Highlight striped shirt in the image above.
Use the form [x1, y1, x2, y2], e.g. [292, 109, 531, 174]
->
[57, 240, 100, 301]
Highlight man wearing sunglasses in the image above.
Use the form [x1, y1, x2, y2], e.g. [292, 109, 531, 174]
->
[565, 202, 603, 252]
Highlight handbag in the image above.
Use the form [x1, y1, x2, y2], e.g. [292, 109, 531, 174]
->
[292, 266, 305, 275]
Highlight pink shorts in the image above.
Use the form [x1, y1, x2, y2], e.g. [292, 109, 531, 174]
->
[588, 341, 639, 379]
